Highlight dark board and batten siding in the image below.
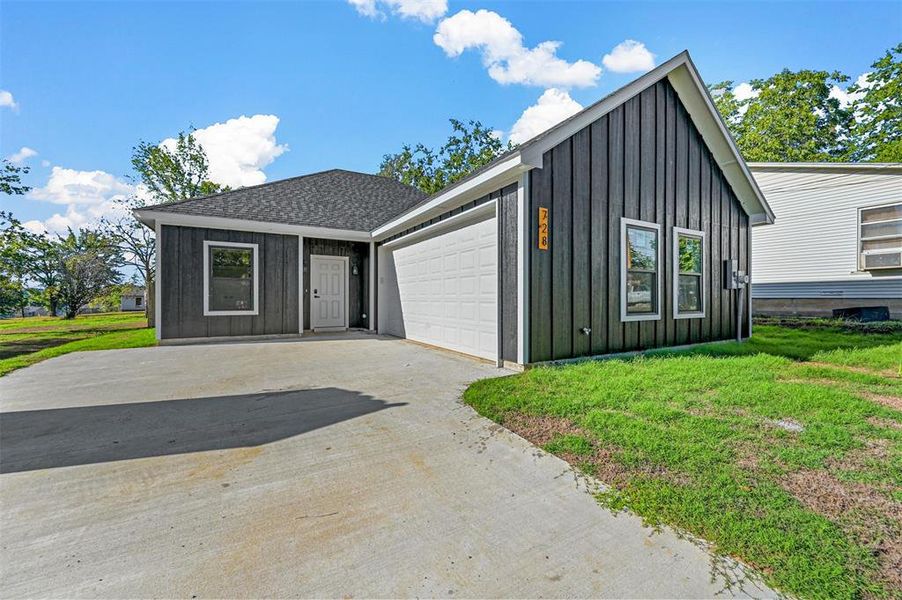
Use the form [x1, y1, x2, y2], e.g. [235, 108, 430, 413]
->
[303, 238, 370, 329]
[160, 225, 299, 340]
[529, 78, 752, 363]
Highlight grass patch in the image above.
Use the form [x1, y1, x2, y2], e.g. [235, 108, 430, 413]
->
[464, 326, 902, 598]
[0, 312, 155, 376]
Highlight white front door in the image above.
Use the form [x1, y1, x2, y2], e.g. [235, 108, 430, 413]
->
[310, 255, 347, 330]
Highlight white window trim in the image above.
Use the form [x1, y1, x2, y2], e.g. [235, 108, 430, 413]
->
[673, 226, 707, 319]
[620, 217, 662, 322]
[203, 240, 260, 316]
[857, 201, 902, 271]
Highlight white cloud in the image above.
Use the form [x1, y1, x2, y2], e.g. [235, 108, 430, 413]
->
[349, 0, 447, 22]
[0, 90, 17, 111]
[41, 160, 51, 168]
[733, 82, 759, 102]
[6, 146, 37, 165]
[830, 72, 871, 108]
[601, 40, 656, 73]
[164, 114, 287, 189]
[27, 167, 137, 234]
[434, 9, 601, 88]
[509, 88, 583, 145]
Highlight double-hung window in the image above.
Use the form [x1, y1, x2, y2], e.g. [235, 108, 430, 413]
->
[673, 227, 706, 318]
[621, 218, 661, 321]
[859, 202, 902, 270]
[203, 240, 259, 316]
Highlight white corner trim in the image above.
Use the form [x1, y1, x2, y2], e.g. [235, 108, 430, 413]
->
[154, 221, 162, 340]
[372, 154, 525, 239]
[517, 172, 529, 365]
[298, 235, 305, 334]
[135, 210, 372, 242]
[202, 240, 260, 316]
[368, 241, 376, 331]
[620, 217, 663, 323]
[672, 226, 707, 320]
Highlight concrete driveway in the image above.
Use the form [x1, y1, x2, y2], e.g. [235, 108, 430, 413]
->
[0, 335, 770, 598]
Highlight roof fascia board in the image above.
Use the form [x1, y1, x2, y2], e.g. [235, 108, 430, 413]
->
[749, 162, 902, 174]
[371, 153, 525, 239]
[134, 210, 373, 241]
[667, 60, 775, 224]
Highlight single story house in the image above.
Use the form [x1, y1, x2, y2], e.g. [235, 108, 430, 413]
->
[750, 163, 902, 319]
[135, 51, 774, 368]
[120, 286, 147, 312]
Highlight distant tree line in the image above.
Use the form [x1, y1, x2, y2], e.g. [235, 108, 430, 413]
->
[710, 43, 901, 162]
[0, 130, 225, 320]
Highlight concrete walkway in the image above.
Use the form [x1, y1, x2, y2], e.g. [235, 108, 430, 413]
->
[0, 336, 771, 598]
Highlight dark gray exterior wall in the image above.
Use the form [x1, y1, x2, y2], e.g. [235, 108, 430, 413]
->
[160, 225, 299, 340]
[497, 183, 518, 363]
[528, 78, 752, 363]
[303, 238, 370, 329]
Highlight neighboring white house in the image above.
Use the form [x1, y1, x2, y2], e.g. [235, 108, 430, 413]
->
[750, 163, 902, 318]
[120, 287, 146, 312]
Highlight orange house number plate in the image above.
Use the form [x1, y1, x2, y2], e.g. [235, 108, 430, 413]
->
[538, 207, 549, 250]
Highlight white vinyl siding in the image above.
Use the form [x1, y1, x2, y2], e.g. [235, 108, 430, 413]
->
[750, 167, 902, 299]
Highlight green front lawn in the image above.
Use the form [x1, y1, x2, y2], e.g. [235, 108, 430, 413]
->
[0, 312, 155, 376]
[464, 323, 902, 599]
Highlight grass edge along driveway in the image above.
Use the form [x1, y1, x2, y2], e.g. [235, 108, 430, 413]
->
[464, 324, 902, 599]
[0, 312, 155, 377]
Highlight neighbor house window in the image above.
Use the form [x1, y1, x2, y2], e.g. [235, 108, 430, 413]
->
[135, 296, 143, 307]
[859, 202, 902, 270]
[620, 218, 661, 321]
[673, 227, 706, 318]
[203, 240, 259, 316]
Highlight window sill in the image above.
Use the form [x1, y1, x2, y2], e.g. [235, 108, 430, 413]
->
[675, 312, 706, 320]
[622, 313, 662, 322]
[203, 310, 260, 317]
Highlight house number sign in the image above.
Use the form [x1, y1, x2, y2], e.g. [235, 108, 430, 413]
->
[538, 207, 549, 250]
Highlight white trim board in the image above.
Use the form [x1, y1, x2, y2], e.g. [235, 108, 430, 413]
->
[203, 240, 260, 317]
[380, 201, 496, 250]
[137, 211, 371, 242]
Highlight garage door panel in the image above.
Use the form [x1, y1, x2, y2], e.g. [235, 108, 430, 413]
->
[386, 215, 497, 360]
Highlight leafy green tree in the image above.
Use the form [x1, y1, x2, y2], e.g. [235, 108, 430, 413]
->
[56, 229, 123, 319]
[714, 70, 852, 162]
[848, 43, 902, 161]
[379, 119, 513, 194]
[0, 212, 31, 316]
[131, 131, 227, 204]
[25, 235, 63, 316]
[0, 160, 30, 196]
[112, 128, 226, 326]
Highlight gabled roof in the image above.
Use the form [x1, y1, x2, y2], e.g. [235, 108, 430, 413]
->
[135, 169, 426, 233]
[374, 50, 775, 238]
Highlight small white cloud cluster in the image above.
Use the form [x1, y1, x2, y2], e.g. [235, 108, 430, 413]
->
[349, 0, 447, 23]
[0, 90, 17, 111]
[434, 9, 601, 88]
[509, 88, 583, 145]
[163, 114, 288, 189]
[601, 40, 656, 74]
[6, 146, 37, 165]
[829, 72, 872, 108]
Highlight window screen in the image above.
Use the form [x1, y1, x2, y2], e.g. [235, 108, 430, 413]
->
[859, 202, 902, 271]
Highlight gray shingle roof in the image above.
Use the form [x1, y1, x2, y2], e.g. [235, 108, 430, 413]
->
[143, 169, 427, 232]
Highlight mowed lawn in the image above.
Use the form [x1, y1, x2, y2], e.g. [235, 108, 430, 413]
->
[465, 322, 902, 599]
[0, 312, 155, 376]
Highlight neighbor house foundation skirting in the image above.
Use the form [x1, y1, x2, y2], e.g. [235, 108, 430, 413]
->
[753, 298, 902, 319]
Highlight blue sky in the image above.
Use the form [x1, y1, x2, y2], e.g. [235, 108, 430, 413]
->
[2, 0, 900, 233]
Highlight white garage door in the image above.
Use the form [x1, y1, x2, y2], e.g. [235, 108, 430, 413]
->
[380, 213, 497, 360]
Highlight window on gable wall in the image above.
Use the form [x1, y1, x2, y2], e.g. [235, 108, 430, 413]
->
[860, 202, 902, 270]
[621, 218, 661, 321]
[674, 227, 706, 318]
